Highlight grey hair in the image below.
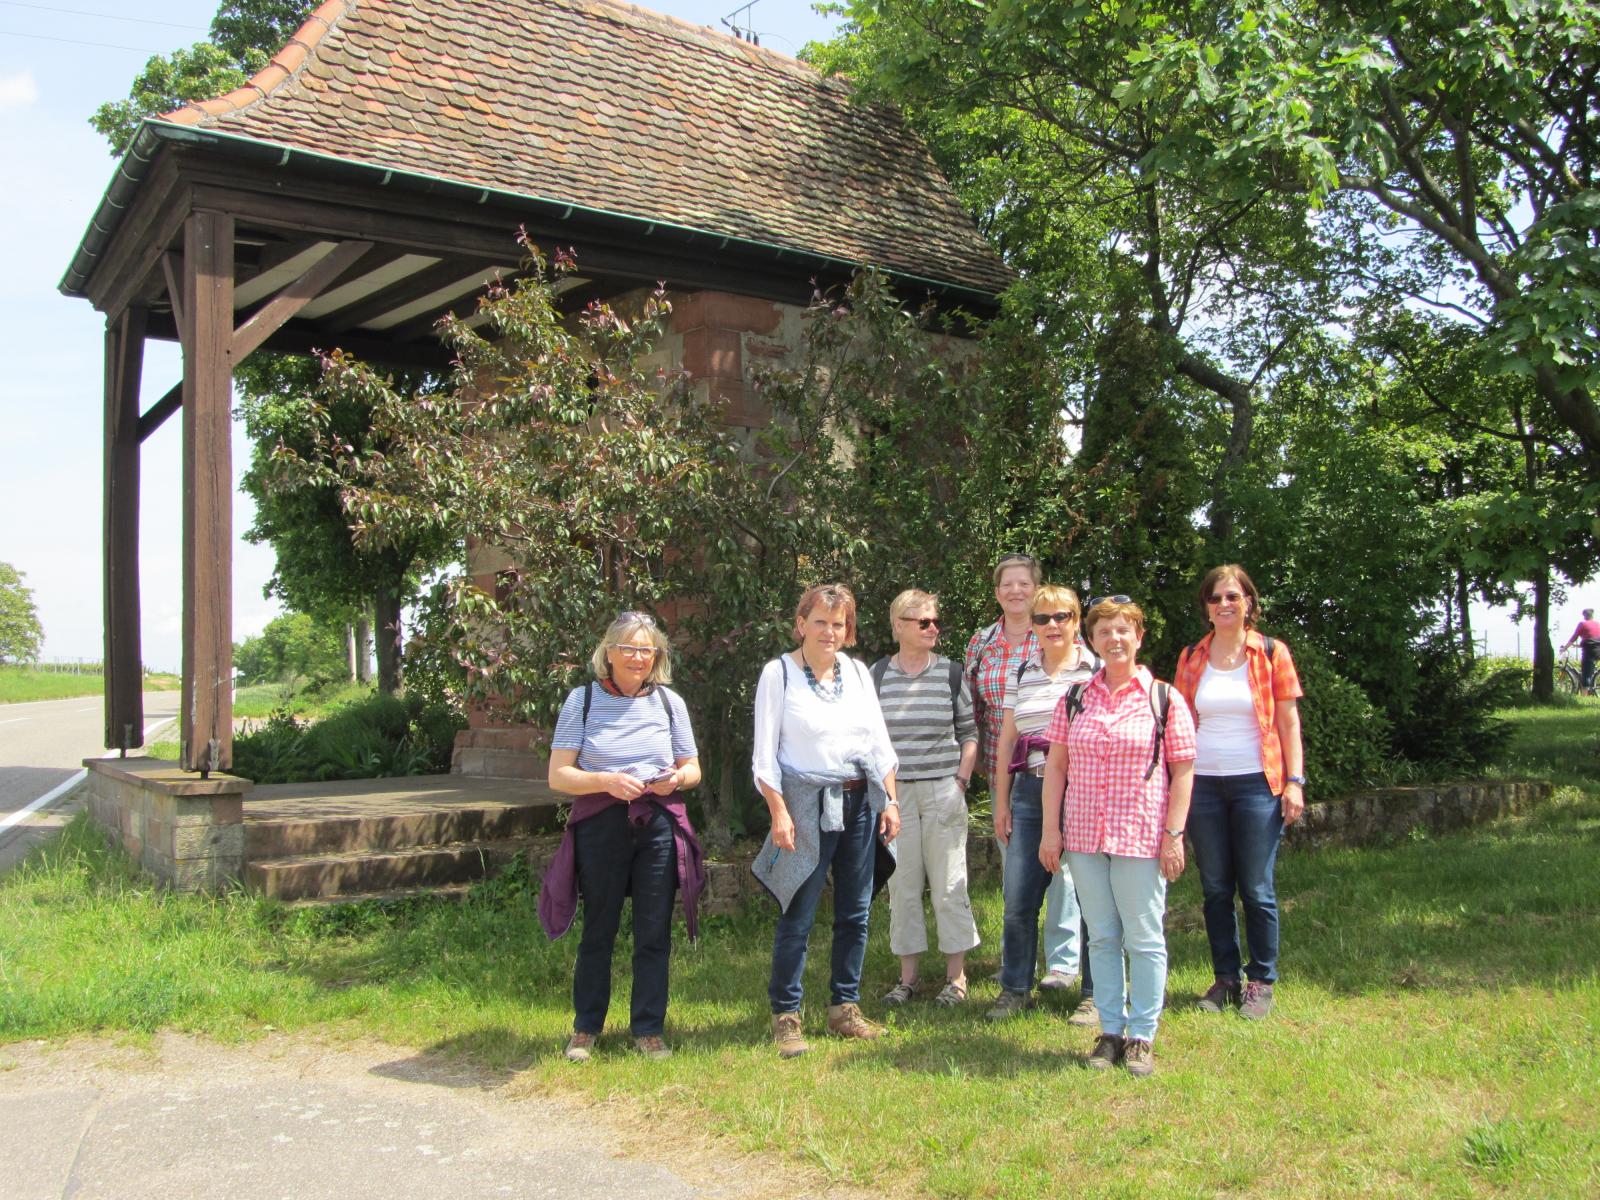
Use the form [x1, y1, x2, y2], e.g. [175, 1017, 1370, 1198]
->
[589, 612, 673, 685]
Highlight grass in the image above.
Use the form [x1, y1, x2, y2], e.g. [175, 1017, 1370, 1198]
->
[2, 705, 1598, 1198]
[0, 667, 179, 704]
[231, 679, 375, 720]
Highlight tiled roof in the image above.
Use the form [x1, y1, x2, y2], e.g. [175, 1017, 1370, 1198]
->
[162, 0, 1010, 296]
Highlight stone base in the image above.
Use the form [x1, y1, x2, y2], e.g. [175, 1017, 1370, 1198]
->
[83, 757, 252, 891]
[451, 725, 549, 780]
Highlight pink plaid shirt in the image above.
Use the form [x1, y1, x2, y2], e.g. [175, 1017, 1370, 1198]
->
[965, 620, 1039, 779]
[1045, 666, 1196, 859]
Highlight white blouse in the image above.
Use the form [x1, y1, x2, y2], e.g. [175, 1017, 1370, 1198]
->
[751, 652, 898, 797]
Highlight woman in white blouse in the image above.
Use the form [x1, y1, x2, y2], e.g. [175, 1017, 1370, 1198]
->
[752, 583, 900, 1059]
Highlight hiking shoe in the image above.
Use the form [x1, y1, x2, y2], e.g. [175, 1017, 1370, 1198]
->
[564, 1032, 596, 1063]
[882, 981, 917, 1007]
[1037, 969, 1078, 993]
[634, 1035, 672, 1061]
[933, 979, 968, 1008]
[986, 989, 1033, 1021]
[1239, 980, 1275, 1020]
[1123, 1038, 1155, 1077]
[1086, 1033, 1124, 1071]
[772, 1012, 809, 1059]
[1067, 995, 1099, 1027]
[827, 1002, 887, 1040]
[1196, 977, 1241, 1013]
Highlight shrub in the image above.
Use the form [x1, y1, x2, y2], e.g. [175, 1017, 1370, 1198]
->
[231, 692, 465, 784]
[1288, 638, 1393, 797]
[1387, 642, 1519, 772]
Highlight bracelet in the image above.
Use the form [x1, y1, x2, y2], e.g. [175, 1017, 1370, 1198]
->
[1163, 828, 1185, 839]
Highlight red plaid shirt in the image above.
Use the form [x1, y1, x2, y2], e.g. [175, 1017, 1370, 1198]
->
[1172, 630, 1303, 795]
[965, 620, 1039, 779]
[1046, 666, 1196, 858]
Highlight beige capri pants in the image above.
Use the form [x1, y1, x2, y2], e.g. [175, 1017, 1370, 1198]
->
[886, 776, 981, 956]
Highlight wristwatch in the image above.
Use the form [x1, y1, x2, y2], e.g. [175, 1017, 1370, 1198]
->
[1163, 827, 1185, 839]
[1286, 774, 1307, 787]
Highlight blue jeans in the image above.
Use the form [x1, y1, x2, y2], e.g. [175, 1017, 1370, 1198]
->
[769, 788, 876, 1013]
[1000, 775, 1087, 994]
[1187, 772, 1283, 984]
[1067, 851, 1168, 1042]
[572, 803, 678, 1037]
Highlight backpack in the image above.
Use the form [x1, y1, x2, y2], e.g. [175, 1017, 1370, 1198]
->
[1058, 676, 1173, 782]
[869, 655, 965, 724]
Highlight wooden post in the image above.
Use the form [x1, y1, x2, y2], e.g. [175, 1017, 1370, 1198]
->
[103, 306, 146, 752]
[180, 211, 235, 773]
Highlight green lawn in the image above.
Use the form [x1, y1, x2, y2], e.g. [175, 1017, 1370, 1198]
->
[2, 705, 1596, 1198]
[0, 667, 179, 704]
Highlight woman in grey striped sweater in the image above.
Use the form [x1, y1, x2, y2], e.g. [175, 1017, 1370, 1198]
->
[872, 589, 981, 1007]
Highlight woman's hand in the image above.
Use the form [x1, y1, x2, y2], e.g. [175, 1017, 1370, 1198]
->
[770, 806, 797, 851]
[993, 799, 1012, 847]
[879, 803, 901, 843]
[1281, 781, 1305, 825]
[1038, 830, 1062, 874]
[646, 769, 680, 796]
[601, 771, 647, 802]
[1159, 833, 1186, 882]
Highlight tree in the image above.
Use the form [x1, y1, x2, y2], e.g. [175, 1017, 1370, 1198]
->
[0, 563, 44, 664]
[234, 611, 348, 686]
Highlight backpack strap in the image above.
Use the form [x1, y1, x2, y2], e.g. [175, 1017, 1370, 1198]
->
[947, 659, 964, 724]
[779, 655, 789, 690]
[869, 656, 889, 694]
[581, 680, 594, 729]
[1144, 681, 1172, 781]
[1061, 680, 1089, 726]
[1261, 635, 1276, 661]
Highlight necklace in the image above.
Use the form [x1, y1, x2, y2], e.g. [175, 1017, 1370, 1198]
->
[1212, 639, 1246, 670]
[802, 655, 844, 702]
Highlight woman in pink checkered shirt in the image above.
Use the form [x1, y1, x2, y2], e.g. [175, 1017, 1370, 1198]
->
[1038, 596, 1195, 1079]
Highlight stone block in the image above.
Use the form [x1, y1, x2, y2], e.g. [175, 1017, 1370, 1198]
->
[172, 822, 245, 860]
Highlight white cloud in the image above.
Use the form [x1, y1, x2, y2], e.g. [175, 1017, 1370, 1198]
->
[0, 72, 39, 109]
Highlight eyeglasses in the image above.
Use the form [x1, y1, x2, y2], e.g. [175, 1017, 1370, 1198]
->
[1207, 591, 1246, 605]
[612, 644, 659, 659]
[1088, 594, 1132, 608]
[899, 616, 941, 630]
[1031, 611, 1078, 625]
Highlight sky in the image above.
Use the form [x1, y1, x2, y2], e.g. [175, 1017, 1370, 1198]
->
[0, 0, 1589, 673]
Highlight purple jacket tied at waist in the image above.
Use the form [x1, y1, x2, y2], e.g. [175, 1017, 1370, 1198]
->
[1007, 732, 1054, 775]
[538, 792, 706, 942]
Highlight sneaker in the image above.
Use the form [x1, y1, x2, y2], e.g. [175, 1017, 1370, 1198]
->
[1196, 977, 1241, 1013]
[1123, 1037, 1155, 1077]
[933, 979, 968, 1008]
[1086, 1033, 1124, 1071]
[1037, 969, 1078, 993]
[1239, 980, 1275, 1020]
[1067, 995, 1099, 1027]
[882, 981, 916, 1007]
[564, 1032, 596, 1063]
[772, 1012, 809, 1059]
[986, 989, 1033, 1021]
[827, 1002, 887, 1040]
[634, 1034, 672, 1060]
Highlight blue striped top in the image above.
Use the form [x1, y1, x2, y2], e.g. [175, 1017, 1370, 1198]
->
[551, 683, 698, 780]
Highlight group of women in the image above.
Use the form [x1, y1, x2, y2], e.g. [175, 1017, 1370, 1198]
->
[538, 560, 1305, 1078]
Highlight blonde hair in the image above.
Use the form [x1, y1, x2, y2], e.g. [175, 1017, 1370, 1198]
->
[590, 611, 673, 685]
[1084, 596, 1145, 640]
[793, 583, 858, 647]
[889, 588, 938, 633]
[1031, 584, 1081, 620]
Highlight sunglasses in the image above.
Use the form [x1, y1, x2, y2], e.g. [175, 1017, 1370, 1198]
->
[1088, 594, 1132, 608]
[899, 616, 942, 630]
[996, 553, 1037, 568]
[1207, 591, 1246, 605]
[617, 610, 656, 627]
[1031, 611, 1078, 625]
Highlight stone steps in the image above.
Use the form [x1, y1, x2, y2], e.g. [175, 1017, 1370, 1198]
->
[246, 839, 536, 901]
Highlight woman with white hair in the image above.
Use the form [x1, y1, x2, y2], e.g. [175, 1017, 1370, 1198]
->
[540, 611, 704, 1064]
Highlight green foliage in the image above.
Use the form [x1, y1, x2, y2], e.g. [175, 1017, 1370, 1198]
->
[233, 611, 348, 686]
[230, 691, 464, 784]
[1284, 639, 1392, 798]
[0, 562, 43, 664]
[1388, 644, 1520, 774]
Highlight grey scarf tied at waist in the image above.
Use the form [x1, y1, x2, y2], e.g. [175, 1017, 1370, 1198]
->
[751, 757, 897, 913]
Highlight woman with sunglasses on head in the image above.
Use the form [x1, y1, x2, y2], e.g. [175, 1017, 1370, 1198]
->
[540, 611, 704, 1064]
[1172, 565, 1304, 1020]
[1038, 596, 1196, 1078]
[752, 583, 900, 1058]
[987, 584, 1100, 1021]
[873, 590, 980, 1009]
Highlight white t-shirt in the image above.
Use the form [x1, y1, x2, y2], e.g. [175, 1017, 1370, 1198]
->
[751, 652, 898, 796]
[1193, 661, 1265, 776]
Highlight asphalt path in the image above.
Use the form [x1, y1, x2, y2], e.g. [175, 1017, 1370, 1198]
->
[0, 690, 180, 871]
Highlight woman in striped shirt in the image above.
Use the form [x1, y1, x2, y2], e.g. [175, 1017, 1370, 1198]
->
[873, 589, 980, 1008]
[543, 612, 702, 1064]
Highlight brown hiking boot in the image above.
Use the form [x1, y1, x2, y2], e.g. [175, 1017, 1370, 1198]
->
[772, 1012, 809, 1058]
[827, 1002, 886, 1040]
[634, 1035, 672, 1060]
[1196, 977, 1241, 1013]
[564, 1032, 596, 1063]
[1067, 994, 1099, 1027]
[1123, 1037, 1155, 1077]
[1239, 980, 1275, 1020]
[1086, 1033, 1124, 1071]
[985, 989, 1034, 1021]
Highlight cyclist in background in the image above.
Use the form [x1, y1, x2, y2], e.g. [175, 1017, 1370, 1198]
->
[1560, 608, 1600, 695]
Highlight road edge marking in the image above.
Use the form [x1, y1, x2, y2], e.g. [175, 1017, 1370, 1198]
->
[0, 769, 88, 834]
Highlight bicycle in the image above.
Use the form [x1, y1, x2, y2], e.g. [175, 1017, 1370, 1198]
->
[1556, 654, 1583, 695]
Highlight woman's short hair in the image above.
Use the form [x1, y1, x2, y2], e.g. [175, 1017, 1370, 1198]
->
[1031, 584, 1081, 619]
[590, 611, 673, 685]
[992, 553, 1043, 586]
[794, 583, 859, 647]
[889, 588, 937, 632]
[1085, 596, 1146, 640]
[1197, 563, 1261, 628]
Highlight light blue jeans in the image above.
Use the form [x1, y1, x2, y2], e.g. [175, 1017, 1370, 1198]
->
[1066, 851, 1168, 1043]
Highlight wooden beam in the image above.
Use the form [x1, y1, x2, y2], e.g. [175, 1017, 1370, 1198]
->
[323, 256, 508, 333]
[230, 239, 373, 361]
[103, 306, 146, 752]
[161, 252, 186, 347]
[180, 210, 235, 774]
[136, 382, 182, 443]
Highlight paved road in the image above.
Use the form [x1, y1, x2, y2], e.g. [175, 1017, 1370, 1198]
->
[0, 690, 180, 871]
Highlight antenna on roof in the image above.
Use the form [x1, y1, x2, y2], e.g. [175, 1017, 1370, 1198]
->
[721, 0, 760, 45]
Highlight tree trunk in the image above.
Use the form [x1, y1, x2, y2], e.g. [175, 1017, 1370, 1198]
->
[1174, 351, 1254, 546]
[703, 705, 735, 850]
[355, 615, 372, 685]
[345, 622, 357, 682]
[1532, 560, 1554, 701]
[374, 585, 402, 695]
[1455, 569, 1474, 659]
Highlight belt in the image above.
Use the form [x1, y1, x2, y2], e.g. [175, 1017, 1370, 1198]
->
[841, 778, 868, 794]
